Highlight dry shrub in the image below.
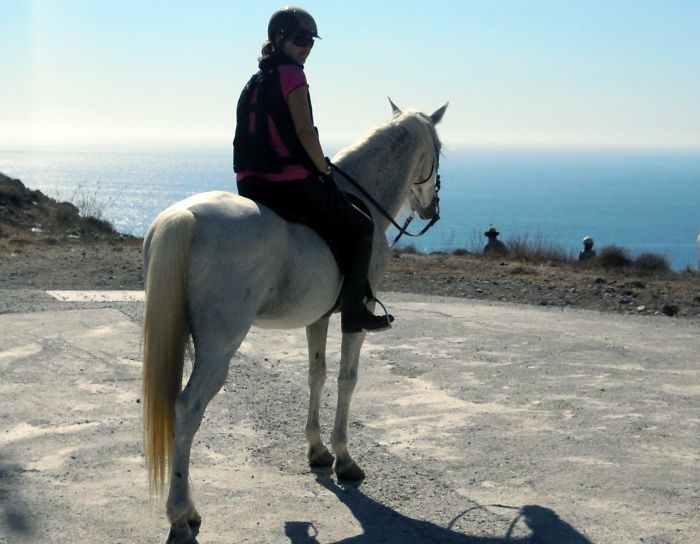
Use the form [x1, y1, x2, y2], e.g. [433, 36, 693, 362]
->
[598, 245, 632, 270]
[53, 202, 80, 227]
[396, 244, 418, 254]
[506, 233, 569, 264]
[81, 215, 115, 234]
[634, 252, 671, 276]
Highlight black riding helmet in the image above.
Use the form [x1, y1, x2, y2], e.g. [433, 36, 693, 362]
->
[268, 6, 320, 40]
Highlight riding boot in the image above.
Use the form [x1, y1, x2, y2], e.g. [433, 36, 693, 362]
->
[341, 303, 394, 334]
[340, 234, 394, 334]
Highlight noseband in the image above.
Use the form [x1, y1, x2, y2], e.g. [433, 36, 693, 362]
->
[381, 157, 441, 245]
[329, 154, 442, 247]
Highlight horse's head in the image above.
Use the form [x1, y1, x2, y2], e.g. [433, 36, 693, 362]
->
[331, 100, 448, 243]
[390, 99, 448, 220]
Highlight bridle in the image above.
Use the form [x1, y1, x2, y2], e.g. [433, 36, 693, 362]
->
[329, 152, 441, 247]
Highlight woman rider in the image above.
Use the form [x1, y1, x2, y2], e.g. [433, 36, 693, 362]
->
[233, 6, 392, 333]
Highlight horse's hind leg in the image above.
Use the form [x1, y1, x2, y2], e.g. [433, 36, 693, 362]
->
[166, 336, 242, 544]
[305, 317, 334, 467]
[331, 332, 367, 481]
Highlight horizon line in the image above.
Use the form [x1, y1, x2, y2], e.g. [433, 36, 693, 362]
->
[2, 138, 700, 155]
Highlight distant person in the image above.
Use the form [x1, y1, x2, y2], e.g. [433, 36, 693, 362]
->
[578, 236, 596, 261]
[483, 226, 508, 256]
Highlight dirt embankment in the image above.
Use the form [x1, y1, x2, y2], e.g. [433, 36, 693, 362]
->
[385, 252, 700, 319]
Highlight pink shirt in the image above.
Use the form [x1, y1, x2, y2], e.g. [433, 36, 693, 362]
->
[236, 64, 313, 182]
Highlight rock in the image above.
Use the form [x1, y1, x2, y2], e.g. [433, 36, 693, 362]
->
[0, 172, 28, 197]
[661, 303, 679, 317]
[636, 305, 646, 312]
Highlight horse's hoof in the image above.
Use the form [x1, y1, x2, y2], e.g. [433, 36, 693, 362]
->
[166, 533, 198, 544]
[309, 445, 335, 468]
[334, 460, 366, 481]
[166, 524, 198, 544]
[188, 513, 202, 530]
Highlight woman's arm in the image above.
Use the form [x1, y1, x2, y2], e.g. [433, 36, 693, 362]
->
[287, 85, 331, 175]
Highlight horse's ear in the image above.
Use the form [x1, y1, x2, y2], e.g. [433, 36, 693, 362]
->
[430, 102, 449, 125]
[388, 97, 402, 117]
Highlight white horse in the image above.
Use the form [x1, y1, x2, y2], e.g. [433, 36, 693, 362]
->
[142, 101, 447, 543]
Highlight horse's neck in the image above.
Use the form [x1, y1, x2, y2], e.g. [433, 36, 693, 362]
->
[337, 124, 422, 225]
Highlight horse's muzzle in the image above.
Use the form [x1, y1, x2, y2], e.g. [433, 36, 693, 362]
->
[415, 196, 439, 220]
[419, 203, 436, 220]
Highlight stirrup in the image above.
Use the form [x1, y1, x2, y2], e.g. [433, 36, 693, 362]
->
[368, 297, 394, 323]
[341, 298, 395, 334]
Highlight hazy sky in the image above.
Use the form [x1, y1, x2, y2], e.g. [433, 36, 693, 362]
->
[2, 0, 699, 149]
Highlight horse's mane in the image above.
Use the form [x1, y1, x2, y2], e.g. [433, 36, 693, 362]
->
[331, 108, 443, 219]
[333, 109, 441, 165]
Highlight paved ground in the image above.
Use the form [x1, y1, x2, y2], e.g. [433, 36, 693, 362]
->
[0, 291, 698, 543]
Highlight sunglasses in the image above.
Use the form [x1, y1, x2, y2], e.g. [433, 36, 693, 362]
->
[290, 33, 315, 48]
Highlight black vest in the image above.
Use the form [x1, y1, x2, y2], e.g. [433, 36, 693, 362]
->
[233, 53, 316, 174]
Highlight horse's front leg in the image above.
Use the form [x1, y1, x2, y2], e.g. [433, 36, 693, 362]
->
[305, 317, 335, 467]
[331, 331, 366, 480]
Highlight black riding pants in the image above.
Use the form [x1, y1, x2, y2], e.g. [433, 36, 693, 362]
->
[237, 175, 374, 309]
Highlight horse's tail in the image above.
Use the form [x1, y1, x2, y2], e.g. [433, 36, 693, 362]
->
[142, 205, 196, 495]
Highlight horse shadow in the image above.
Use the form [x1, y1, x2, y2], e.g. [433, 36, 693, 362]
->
[284, 473, 593, 544]
[0, 454, 36, 539]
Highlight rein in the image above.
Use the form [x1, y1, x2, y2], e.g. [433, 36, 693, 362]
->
[329, 160, 441, 247]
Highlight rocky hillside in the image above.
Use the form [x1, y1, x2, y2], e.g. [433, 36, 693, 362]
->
[0, 172, 123, 241]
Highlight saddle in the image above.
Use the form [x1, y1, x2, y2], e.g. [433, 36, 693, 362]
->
[260, 192, 377, 314]
[255, 191, 369, 276]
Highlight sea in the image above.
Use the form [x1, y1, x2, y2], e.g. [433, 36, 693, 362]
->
[1, 145, 699, 271]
